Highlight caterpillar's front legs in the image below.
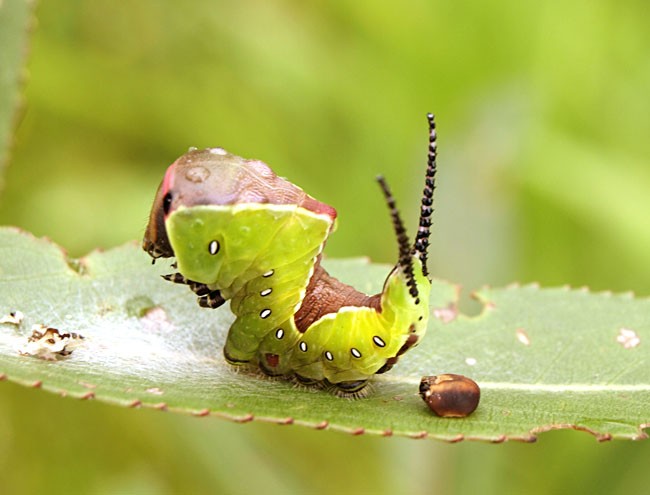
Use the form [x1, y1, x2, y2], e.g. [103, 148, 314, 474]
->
[162, 273, 226, 309]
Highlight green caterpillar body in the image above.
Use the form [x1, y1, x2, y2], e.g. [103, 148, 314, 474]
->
[144, 115, 438, 393]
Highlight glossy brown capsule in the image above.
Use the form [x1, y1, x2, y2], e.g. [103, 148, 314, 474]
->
[419, 374, 480, 417]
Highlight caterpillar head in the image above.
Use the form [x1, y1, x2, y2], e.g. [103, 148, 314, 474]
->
[143, 147, 337, 263]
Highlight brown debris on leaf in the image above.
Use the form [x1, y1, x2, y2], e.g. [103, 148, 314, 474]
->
[420, 374, 481, 418]
[0, 310, 24, 326]
[18, 324, 85, 361]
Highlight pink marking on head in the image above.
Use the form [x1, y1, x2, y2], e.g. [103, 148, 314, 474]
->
[161, 163, 176, 199]
[160, 163, 176, 219]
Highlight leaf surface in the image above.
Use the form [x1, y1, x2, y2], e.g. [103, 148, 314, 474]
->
[0, 227, 648, 441]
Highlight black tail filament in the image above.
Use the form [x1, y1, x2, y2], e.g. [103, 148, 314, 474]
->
[376, 176, 420, 304]
[413, 113, 437, 278]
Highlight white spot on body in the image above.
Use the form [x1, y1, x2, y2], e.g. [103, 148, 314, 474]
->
[299, 341, 308, 352]
[209, 147, 228, 155]
[373, 336, 386, 348]
[260, 288, 272, 297]
[263, 269, 274, 278]
[351, 348, 362, 358]
[516, 328, 531, 346]
[260, 309, 272, 319]
[465, 357, 477, 366]
[324, 351, 334, 361]
[617, 328, 641, 349]
[275, 328, 284, 339]
[208, 240, 220, 255]
[146, 387, 164, 395]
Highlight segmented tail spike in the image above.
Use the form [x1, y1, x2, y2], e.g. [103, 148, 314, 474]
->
[413, 112, 437, 278]
[376, 175, 420, 303]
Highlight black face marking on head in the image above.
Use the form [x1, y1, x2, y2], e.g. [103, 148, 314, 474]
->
[162, 192, 173, 215]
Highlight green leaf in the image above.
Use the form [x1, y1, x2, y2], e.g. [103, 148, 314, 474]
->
[0, 227, 648, 441]
[0, 0, 34, 184]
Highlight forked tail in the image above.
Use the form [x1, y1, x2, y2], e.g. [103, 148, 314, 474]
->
[376, 112, 438, 301]
[376, 176, 420, 304]
[413, 113, 437, 277]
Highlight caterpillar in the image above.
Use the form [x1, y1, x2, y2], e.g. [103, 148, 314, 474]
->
[143, 114, 438, 394]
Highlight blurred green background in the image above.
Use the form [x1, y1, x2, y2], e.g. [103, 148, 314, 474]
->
[1, 0, 649, 493]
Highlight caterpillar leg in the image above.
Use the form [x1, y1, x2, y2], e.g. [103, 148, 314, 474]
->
[223, 348, 251, 365]
[328, 379, 369, 394]
[294, 373, 319, 386]
[196, 293, 226, 309]
[162, 273, 226, 309]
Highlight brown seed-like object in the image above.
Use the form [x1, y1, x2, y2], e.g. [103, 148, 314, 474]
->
[419, 374, 480, 417]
